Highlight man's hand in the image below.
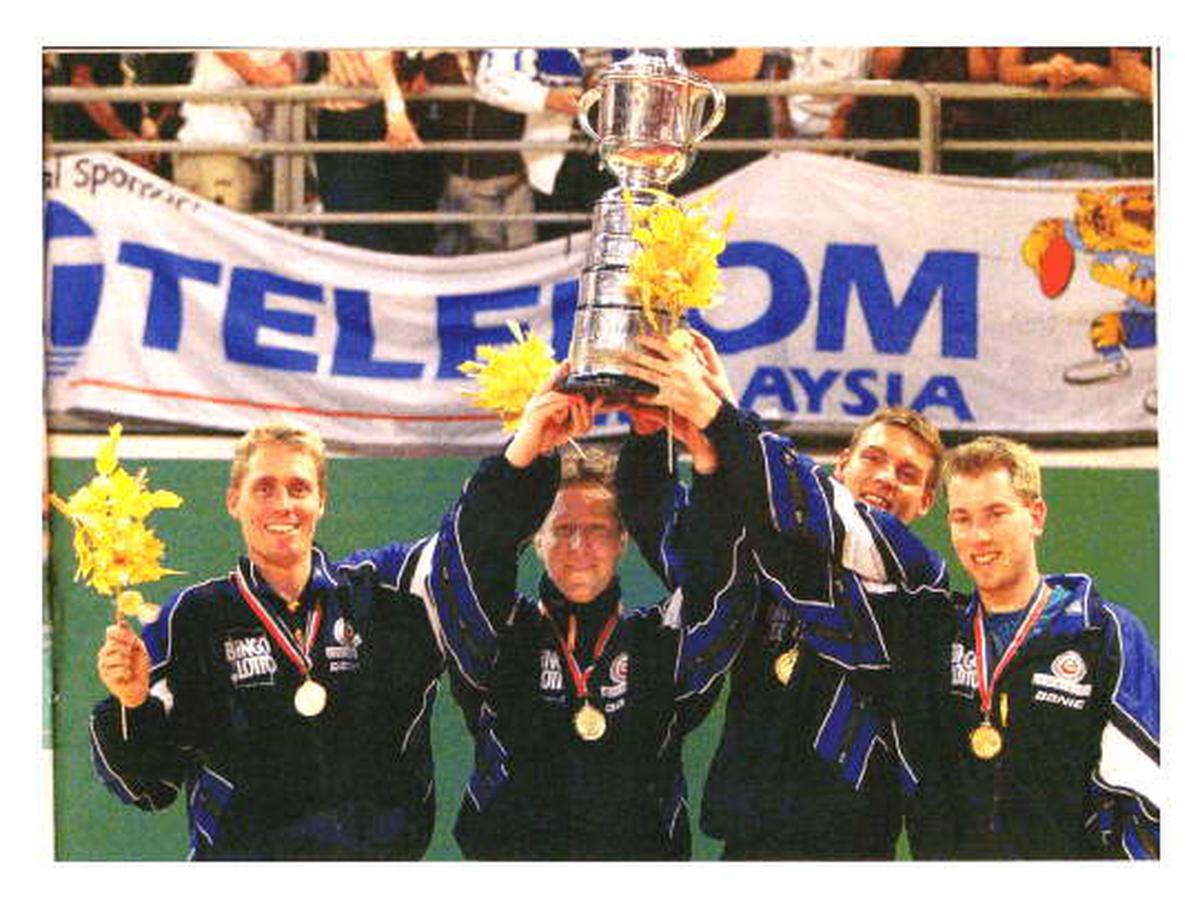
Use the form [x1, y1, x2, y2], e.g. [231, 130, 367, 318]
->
[97, 619, 150, 709]
[619, 402, 719, 474]
[545, 86, 582, 116]
[505, 362, 598, 468]
[384, 108, 422, 147]
[688, 330, 735, 403]
[620, 332, 724, 430]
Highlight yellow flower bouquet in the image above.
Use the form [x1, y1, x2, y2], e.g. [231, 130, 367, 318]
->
[625, 190, 735, 334]
[458, 321, 559, 432]
[49, 423, 183, 625]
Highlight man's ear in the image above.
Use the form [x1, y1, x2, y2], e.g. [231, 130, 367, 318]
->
[916, 486, 936, 521]
[1029, 497, 1048, 538]
[833, 446, 851, 482]
[532, 529, 549, 565]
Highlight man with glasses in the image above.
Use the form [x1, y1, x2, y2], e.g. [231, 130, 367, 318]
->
[428, 365, 755, 859]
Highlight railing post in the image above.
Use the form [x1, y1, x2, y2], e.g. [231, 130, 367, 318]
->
[915, 85, 939, 175]
[270, 100, 291, 214]
[288, 99, 308, 219]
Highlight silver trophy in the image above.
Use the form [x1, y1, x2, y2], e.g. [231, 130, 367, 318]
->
[562, 49, 725, 399]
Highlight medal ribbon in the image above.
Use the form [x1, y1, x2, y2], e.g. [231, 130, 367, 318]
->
[233, 567, 322, 679]
[540, 602, 620, 702]
[972, 582, 1050, 724]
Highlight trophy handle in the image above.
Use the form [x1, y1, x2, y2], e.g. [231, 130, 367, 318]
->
[690, 76, 726, 144]
[576, 85, 603, 144]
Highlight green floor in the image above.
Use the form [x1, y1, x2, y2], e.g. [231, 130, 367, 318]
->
[46, 454, 1158, 860]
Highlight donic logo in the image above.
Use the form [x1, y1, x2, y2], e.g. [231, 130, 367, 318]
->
[45, 200, 103, 379]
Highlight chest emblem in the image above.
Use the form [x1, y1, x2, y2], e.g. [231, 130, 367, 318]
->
[325, 616, 362, 672]
[539, 649, 564, 692]
[1031, 648, 1093, 706]
[223, 631, 278, 688]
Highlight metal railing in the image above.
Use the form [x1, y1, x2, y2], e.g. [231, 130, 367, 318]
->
[43, 79, 1154, 231]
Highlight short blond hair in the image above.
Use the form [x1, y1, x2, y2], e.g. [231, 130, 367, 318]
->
[538, 448, 624, 534]
[943, 435, 1041, 503]
[229, 421, 328, 499]
[847, 406, 945, 494]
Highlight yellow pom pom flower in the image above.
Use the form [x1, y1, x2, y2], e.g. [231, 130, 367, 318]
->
[458, 321, 559, 432]
[49, 423, 184, 623]
[626, 191, 735, 332]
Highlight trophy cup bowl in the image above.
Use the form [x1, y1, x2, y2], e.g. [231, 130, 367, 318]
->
[563, 49, 725, 400]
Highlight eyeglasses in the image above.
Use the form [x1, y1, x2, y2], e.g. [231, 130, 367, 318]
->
[546, 523, 623, 548]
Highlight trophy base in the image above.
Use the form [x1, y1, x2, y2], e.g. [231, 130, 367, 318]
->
[562, 371, 658, 403]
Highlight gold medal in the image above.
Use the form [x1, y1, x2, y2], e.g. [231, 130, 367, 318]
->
[574, 702, 607, 741]
[294, 678, 327, 717]
[969, 721, 1003, 759]
[774, 647, 800, 685]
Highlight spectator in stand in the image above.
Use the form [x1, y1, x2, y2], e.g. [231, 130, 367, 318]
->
[475, 49, 584, 244]
[174, 50, 301, 211]
[997, 47, 1126, 180]
[672, 48, 773, 197]
[403, 50, 534, 255]
[1111, 47, 1155, 177]
[52, 51, 190, 176]
[779, 47, 873, 142]
[310, 50, 439, 255]
[847, 47, 1006, 176]
[1113, 47, 1154, 100]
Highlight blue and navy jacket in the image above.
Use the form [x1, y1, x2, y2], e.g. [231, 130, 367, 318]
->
[430, 448, 754, 860]
[88, 545, 445, 860]
[621, 406, 936, 857]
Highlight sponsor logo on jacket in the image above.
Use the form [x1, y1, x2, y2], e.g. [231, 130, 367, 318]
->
[224, 632, 278, 688]
[1031, 649, 1092, 709]
[325, 616, 362, 672]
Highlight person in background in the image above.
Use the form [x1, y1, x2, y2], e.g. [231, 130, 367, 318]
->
[310, 49, 438, 255]
[997, 47, 1126, 180]
[779, 47, 873, 142]
[848, 47, 1007, 176]
[475, 48, 583, 243]
[174, 50, 301, 211]
[672, 47, 773, 196]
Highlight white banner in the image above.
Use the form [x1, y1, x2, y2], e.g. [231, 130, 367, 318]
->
[45, 152, 1156, 448]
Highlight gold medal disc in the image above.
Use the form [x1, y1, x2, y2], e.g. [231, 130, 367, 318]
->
[969, 722, 1003, 759]
[574, 702, 607, 741]
[774, 647, 800, 685]
[294, 678, 327, 717]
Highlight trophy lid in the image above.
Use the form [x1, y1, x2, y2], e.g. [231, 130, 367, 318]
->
[604, 48, 690, 81]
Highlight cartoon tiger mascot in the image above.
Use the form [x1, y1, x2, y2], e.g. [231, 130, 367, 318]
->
[1021, 185, 1156, 412]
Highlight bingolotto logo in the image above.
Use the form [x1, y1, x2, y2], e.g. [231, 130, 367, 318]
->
[45, 200, 103, 380]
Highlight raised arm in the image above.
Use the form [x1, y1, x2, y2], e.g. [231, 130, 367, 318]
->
[430, 368, 595, 689]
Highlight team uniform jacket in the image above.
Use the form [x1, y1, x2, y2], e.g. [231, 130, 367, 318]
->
[429, 450, 754, 860]
[89, 545, 446, 860]
[621, 408, 923, 858]
[706, 402, 1161, 859]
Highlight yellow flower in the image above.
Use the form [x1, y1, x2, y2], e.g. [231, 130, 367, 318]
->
[626, 191, 734, 332]
[458, 321, 559, 432]
[49, 423, 183, 621]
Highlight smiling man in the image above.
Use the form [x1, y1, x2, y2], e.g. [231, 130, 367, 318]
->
[90, 421, 446, 860]
[429, 366, 754, 860]
[748, 433, 1161, 859]
[619, 332, 943, 859]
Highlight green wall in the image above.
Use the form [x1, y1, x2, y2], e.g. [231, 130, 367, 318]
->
[47, 455, 1158, 860]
